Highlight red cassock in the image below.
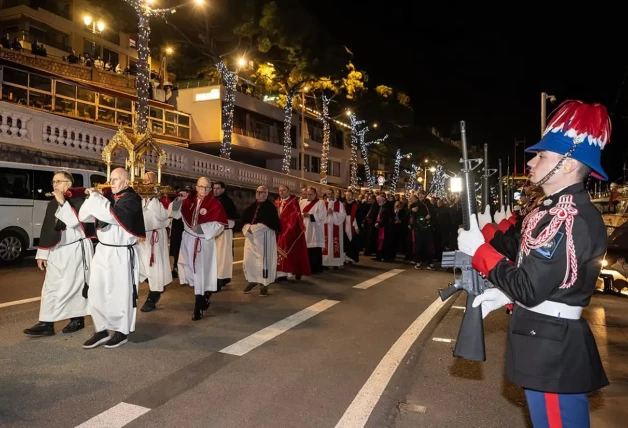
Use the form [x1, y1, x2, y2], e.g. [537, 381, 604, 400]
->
[275, 196, 311, 277]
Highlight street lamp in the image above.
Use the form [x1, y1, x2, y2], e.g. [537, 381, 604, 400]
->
[541, 92, 557, 137]
[83, 15, 105, 57]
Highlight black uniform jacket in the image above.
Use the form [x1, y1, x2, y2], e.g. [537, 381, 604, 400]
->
[473, 183, 608, 394]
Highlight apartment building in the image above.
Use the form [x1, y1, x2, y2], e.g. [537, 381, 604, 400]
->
[175, 84, 353, 187]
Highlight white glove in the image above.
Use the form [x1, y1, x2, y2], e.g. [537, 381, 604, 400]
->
[505, 205, 512, 220]
[472, 288, 512, 319]
[493, 205, 506, 224]
[457, 214, 485, 257]
[477, 205, 493, 230]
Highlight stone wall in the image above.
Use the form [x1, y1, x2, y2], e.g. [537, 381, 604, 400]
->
[0, 143, 275, 231]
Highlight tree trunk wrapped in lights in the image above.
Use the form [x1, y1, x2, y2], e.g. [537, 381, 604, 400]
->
[391, 149, 412, 195]
[360, 133, 388, 192]
[320, 95, 331, 184]
[404, 164, 420, 195]
[428, 164, 446, 198]
[281, 91, 296, 174]
[216, 61, 237, 159]
[349, 113, 366, 191]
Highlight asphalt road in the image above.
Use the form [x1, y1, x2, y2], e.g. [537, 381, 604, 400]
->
[0, 248, 453, 428]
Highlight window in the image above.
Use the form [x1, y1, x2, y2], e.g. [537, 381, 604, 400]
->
[0, 167, 32, 200]
[71, 174, 84, 188]
[55, 81, 75, 98]
[3, 68, 28, 87]
[102, 48, 119, 66]
[290, 157, 298, 170]
[90, 174, 107, 187]
[332, 161, 341, 177]
[33, 170, 54, 200]
[311, 156, 320, 173]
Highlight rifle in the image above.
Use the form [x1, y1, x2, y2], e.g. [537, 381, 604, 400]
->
[480, 144, 497, 208]
[498, 159, 504, 208]
[439, 120, 493, 362]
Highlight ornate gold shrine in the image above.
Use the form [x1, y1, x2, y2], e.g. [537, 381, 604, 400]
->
[100, 125, 174, 197]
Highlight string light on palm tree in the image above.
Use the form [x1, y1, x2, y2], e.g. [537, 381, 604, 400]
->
[403, 163, 420, 194]
[391, 149, 412, 194]
[123, 0, 204, 133]
[348, 111, 366, 191]
[360, 132, 388, 191]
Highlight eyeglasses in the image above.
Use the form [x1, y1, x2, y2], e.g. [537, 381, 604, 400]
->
[196, 185, 211, 190]
[51, 180, 71, 185]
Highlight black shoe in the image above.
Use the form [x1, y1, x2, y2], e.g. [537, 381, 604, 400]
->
[203, 291, 212, 311]
[141, 291, 161, 312]
[62, 318, 85, 334]
[141, 299, 156, 312]
[275, 276, 287, 282]
[244, 283, 259, 294]
[295, 275, 302, 280]
[104, 331, 128, 349]
[24, 322, 54, 336]
[83, 331, 110, 349]
[192, 294, 205, 321]
[171, 269, 178, 279]
[260, 286, 268, 297]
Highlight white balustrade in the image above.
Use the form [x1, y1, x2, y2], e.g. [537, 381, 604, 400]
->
[0, 101, 334, 193]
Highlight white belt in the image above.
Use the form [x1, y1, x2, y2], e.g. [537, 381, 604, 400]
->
[517, 300, 583, 320]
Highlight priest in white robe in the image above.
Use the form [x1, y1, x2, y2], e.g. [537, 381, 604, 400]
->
[169, 176, 228, 321]
[323, 188, 347, 268]
[213, 181, 240, 291]
[300, 187, 326, 274]
[79, 168, 145, 349]
[137, 171, 172, 312]
[24, 171, 94, 337]
[242, 186, 281, 296]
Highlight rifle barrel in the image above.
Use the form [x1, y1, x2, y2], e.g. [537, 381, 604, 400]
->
[460, 121, 476, 230]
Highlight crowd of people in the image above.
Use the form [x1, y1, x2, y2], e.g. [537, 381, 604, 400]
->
[24, 167, 474, 350]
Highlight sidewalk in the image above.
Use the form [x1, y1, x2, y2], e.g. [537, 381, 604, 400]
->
[391, 292, 628, 428]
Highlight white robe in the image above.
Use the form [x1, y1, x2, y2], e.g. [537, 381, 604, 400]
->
[323, 200, 347, 267]
[137, 197, 172, 292]
[36, 203, 93, 322]
[299, 199, 326, 248]
[78, 192, 139, 335]
[216, 219, 235, 280]
[170, 202, 224, 295]
[242, 223, 276, 286]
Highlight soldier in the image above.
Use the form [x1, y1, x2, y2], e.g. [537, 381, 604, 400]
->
[458, 101, 609, 426]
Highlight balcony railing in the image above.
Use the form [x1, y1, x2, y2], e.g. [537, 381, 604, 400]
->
[0, 100, 339, 194]
[0, 47, 136, 94]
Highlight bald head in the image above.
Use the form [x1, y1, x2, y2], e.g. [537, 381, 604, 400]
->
[110, 168, 130, 194]
[144, 171, 157, 185]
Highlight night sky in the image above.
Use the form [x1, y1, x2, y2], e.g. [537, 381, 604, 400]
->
[304, 3, 628, 182]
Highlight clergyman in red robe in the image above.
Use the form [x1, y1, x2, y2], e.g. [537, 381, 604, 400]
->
[275, 185, 311, 280]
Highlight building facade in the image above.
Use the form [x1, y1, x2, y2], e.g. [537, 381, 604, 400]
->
[175, 84, 352, 187]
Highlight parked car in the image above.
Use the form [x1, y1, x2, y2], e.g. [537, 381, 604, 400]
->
[0, 161, 106, 265]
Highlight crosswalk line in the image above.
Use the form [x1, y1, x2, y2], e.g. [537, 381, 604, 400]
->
[74, 402, 150, 428]
[219, 299, 340, 356]
[352, 269, 404, 289]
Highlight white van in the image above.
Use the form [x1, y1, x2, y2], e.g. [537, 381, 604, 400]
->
[0, 161, 107, 265]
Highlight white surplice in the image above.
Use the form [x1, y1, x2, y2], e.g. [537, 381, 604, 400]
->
[36, 203, 93, 322]
[242, 223, 276, 286]
[78, 192, 139, 335]
[323, 200, 347, 267]
[299, 199, 326, 248]
[216, 219, 235, 281]
[169, 202, 224, 294]
[137, 197, 172, 292]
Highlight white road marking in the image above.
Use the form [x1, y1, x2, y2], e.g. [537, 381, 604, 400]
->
[432, 337, 455, 343]
[220, 299, 340, 356]
[74, 402, 150, 428]
[334, 297, 447, 428]
[352, 269, 404, 289]
[0, 297, 41, 309]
